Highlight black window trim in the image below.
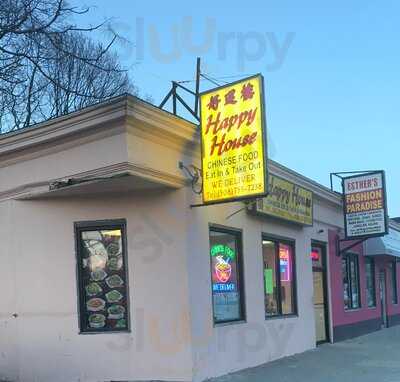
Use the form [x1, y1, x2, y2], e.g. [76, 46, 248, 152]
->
[74, 219, 131, 334]
[209, 224, 246, 326]
[365, 256, 377, 308]
[262, 233, 298, 319]
[343, 252, 361, 311]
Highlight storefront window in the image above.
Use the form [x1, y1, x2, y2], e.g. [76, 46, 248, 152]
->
[342, 253, 360, 310]
[342, 258, 350, 309]
[75, 220, 130, 333]
[389, 260, 398, 304]
[365, 257, 376, 308]
[263, 241, 278, 316]
[209, 227, 245, 324]
[262, 237, 296, 317]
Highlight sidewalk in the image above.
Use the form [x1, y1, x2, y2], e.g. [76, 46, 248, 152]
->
[209, 326, 400, 382]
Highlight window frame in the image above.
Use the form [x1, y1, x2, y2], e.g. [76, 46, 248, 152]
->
[209, 224, 246, 325]
[74, 219, 131, 334]
[342, 252, 361, 311]
[262, 234, 298, 319]
[390, 260, 398, 305]
[365, 256, 376, 308]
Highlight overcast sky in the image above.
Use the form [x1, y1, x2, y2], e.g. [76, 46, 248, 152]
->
[73, 0, 400, 217]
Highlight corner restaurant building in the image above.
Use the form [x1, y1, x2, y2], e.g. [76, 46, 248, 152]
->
[0, 95, 397, 382]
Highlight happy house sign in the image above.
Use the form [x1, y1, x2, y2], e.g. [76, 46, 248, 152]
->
[200, 75, 268, 205]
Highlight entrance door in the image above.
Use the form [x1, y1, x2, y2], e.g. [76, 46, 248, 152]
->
[311, 243, 329, 344]
[379, 270, 388, 328]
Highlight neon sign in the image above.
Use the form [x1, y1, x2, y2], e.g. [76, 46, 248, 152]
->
[211, 244, 236, 259]
[213, 283, 236, 292]
[211, 244, 236, 285]
[279, 245, 291, 282]
[215, 257, 232, 283]
[311, 250, 320, 261]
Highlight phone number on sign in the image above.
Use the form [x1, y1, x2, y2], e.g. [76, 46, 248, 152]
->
[206, 183, 263, 199]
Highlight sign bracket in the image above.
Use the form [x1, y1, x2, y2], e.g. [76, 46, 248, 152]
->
[159, 58, 225, 122]
[178, 161, 202, 195]
[190, 198, 258, 210]
[190, 203, 208, 208]
[159, 57, 201, 121]
[330, 170, 382, 192]
[190, 199, 257, 209]
[336, 237, 369, 257]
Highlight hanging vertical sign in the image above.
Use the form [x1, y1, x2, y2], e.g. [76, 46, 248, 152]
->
[343, 171, 388, 239]
[200, 74, 268, 205]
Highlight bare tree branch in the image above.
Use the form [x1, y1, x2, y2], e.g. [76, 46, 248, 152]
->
[0, 0, 134, 132]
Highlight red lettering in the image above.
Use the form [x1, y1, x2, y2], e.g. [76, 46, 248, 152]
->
[209, 132, 258, 156]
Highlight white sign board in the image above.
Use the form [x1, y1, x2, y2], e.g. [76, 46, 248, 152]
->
[343, 171, 388, 239]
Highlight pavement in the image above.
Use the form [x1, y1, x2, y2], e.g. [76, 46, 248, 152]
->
[209, 326, 400, 382]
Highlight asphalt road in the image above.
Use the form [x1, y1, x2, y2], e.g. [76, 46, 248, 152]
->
[209, 326, 400, 382]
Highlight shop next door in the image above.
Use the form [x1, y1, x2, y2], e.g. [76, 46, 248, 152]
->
[311, 242, 330, 344]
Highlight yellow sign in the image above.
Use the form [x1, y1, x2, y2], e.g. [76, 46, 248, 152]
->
[253, 174, 313, 225]
[200, 75, 267, 204]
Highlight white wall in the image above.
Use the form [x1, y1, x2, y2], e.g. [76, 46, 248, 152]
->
[0, 188, 343, 382]
[185, 192, 343, 382]
[186, 198, 309, 381]
[0, 99, 345, 382]
[0, 190, 194, 382]
[0, 201, 19, 381]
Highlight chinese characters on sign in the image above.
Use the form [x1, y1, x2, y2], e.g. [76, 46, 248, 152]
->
[253, 174, 313, 226]
[200, 75, 267, 204]
[343, 171, 388, 239]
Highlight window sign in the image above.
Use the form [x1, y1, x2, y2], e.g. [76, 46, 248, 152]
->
[211, 244, 237, 291]
[75, 220, 130, 333]
[311, 250, 320, 261]
[311, 247, 323, 268]
[210, 228, 245, 323]
[264, 269, 274, 294]
[279, 245, 291, 282]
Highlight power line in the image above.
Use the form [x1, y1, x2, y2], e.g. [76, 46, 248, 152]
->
[200, 73, 223, 86]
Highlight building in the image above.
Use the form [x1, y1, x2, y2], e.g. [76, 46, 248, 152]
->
[329, 221, 400, 341]
[0, 94, 397, 382]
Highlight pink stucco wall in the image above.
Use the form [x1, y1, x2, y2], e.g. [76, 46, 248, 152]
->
[328, 229, 400, 327]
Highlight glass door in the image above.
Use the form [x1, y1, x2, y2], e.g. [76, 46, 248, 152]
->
[311, 243, 329, 344]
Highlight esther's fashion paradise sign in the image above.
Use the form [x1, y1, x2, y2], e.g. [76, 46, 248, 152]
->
[200, 74, 268, 204]
[343, 171, 388, 239]
[252, 174, 313, 226]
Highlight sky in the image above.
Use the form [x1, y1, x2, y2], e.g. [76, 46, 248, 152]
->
[72, 0, 400, 217]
